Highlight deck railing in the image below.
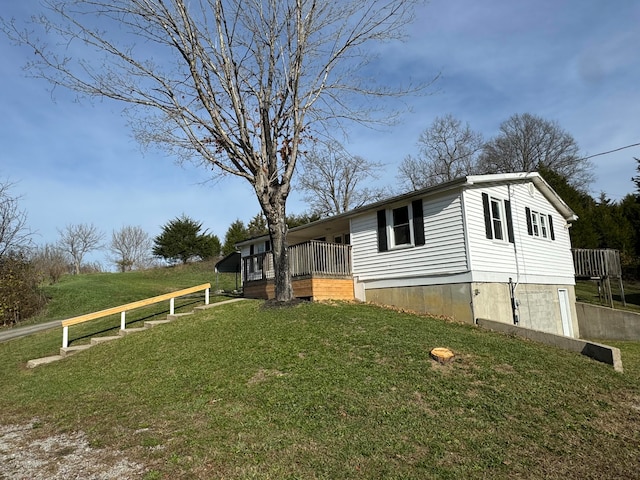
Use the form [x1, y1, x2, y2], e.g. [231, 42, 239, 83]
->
[242, 241, 352, 282]
[572, 248, 622, 278]
[61, 283, 211, 348]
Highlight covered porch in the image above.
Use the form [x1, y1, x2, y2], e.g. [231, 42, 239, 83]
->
[242, 240, 354, 301]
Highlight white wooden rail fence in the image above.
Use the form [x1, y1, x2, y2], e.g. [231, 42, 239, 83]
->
[61, 283, 211, 348]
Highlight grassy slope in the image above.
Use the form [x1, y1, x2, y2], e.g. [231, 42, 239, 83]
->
[34, 260, 238, 321]
[0, 269, 639, 479]
[575, 279, 640, 313]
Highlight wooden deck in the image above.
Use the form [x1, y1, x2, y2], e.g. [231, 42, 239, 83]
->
[242, 241, 354, 301]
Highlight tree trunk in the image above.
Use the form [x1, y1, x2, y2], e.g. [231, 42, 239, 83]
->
[257, 181, 294, 302]
[269, 211, 294, 302]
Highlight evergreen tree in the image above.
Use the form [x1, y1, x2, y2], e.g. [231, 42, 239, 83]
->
[633, 157, 640, 197]
[247, 213, 269, 238]
[538, 166, 598, 248]
[222, 220, 248, 256]
[153, 215, 220, 264]
[286, 212, 322, 228]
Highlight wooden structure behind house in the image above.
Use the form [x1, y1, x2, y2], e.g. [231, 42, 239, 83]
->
[237, 173, 581, 338]
[572, 248, 626, 308]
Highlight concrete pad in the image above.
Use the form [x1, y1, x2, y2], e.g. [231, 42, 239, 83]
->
[194, 298, 246, 310]
[27, 355, 64, 368]
[91, 336, 122, 345]
[60, 345, 92, 357]
[166, 312, 193, 320]
[144, 320, 172, 328]
[119, 327, 147, 336]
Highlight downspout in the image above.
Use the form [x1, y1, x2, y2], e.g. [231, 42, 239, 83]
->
[508, 184, 521, 325]
[509, 277, 519, 325]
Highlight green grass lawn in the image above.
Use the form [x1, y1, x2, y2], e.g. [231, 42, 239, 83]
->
[20, 260, 239, 327]
[1, 296, 639, 478]
[575, 278, 640, 314]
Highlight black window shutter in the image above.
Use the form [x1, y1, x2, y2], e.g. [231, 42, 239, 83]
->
[249, 244, 254, 255]
[505, 200, 515, 243]
[525, 207, 533, 236]
[265, 241, 271, 251]
[377, 210, 388, 252]
[482, 193, 493, 239]
[412, 199, 425, 246]
[548, 215, 555, 240]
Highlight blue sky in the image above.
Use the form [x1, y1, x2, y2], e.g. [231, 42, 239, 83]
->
[2, 0, 639, 268]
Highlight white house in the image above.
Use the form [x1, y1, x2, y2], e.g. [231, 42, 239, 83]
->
[236, 172, 580, 338]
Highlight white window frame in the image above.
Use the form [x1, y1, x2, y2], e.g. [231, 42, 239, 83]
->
[529, 210, 550, 239]
[531, 211, 540, 236]
[539, 213, 549, 239]
[489, 196, 506, 241]
[388, 203, 414, 249]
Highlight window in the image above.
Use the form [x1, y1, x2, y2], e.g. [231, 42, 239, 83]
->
[482, 193, 514, 243]
[531, 211, 539, 237]
[248, 241, 270, 274]
[376, 199, 425, 252]
[490, 197, 505, 240]
[525, 207, 555, 240]
[392, 205, 411, 246]
[539, 215, 548, 238]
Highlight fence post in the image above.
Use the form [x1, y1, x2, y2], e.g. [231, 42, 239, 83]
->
[170, 297, 175, 315]
[205, 288, 210, 305]
[62, 326, 69, 349]
[120, 311, 126, 331]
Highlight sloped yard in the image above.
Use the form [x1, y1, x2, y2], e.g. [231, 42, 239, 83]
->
[1, 300, 638, 479]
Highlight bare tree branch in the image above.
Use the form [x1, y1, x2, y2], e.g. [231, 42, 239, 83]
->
[109, 225, 153, 271]
[57, 222, 104, 275]
[0, 181, 33, 258]
[299, 141, 387, 216]
[398, 114, 483, 190]
[478, 113, 594, 191]
[3, 0, 430, 300]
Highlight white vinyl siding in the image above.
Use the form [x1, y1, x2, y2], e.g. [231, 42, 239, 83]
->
[352, 193, 468, 281]
[465, 182, 575, 284]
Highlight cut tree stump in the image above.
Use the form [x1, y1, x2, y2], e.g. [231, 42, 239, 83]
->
[430, 347, 454, 364]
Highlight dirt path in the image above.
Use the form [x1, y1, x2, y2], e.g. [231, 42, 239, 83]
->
[0, 421, 145, 479]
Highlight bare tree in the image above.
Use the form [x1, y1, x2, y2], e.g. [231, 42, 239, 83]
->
[3, 0, 427, 301]
[398, 114, 483, 190]
[0, 180, 32, 258]
[478, 113, 593, 190]
[57, 223, 104, 275]
[299, 142, 386, 216]
[109, 225, 153, 272]
[31, 243, 70, 284]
